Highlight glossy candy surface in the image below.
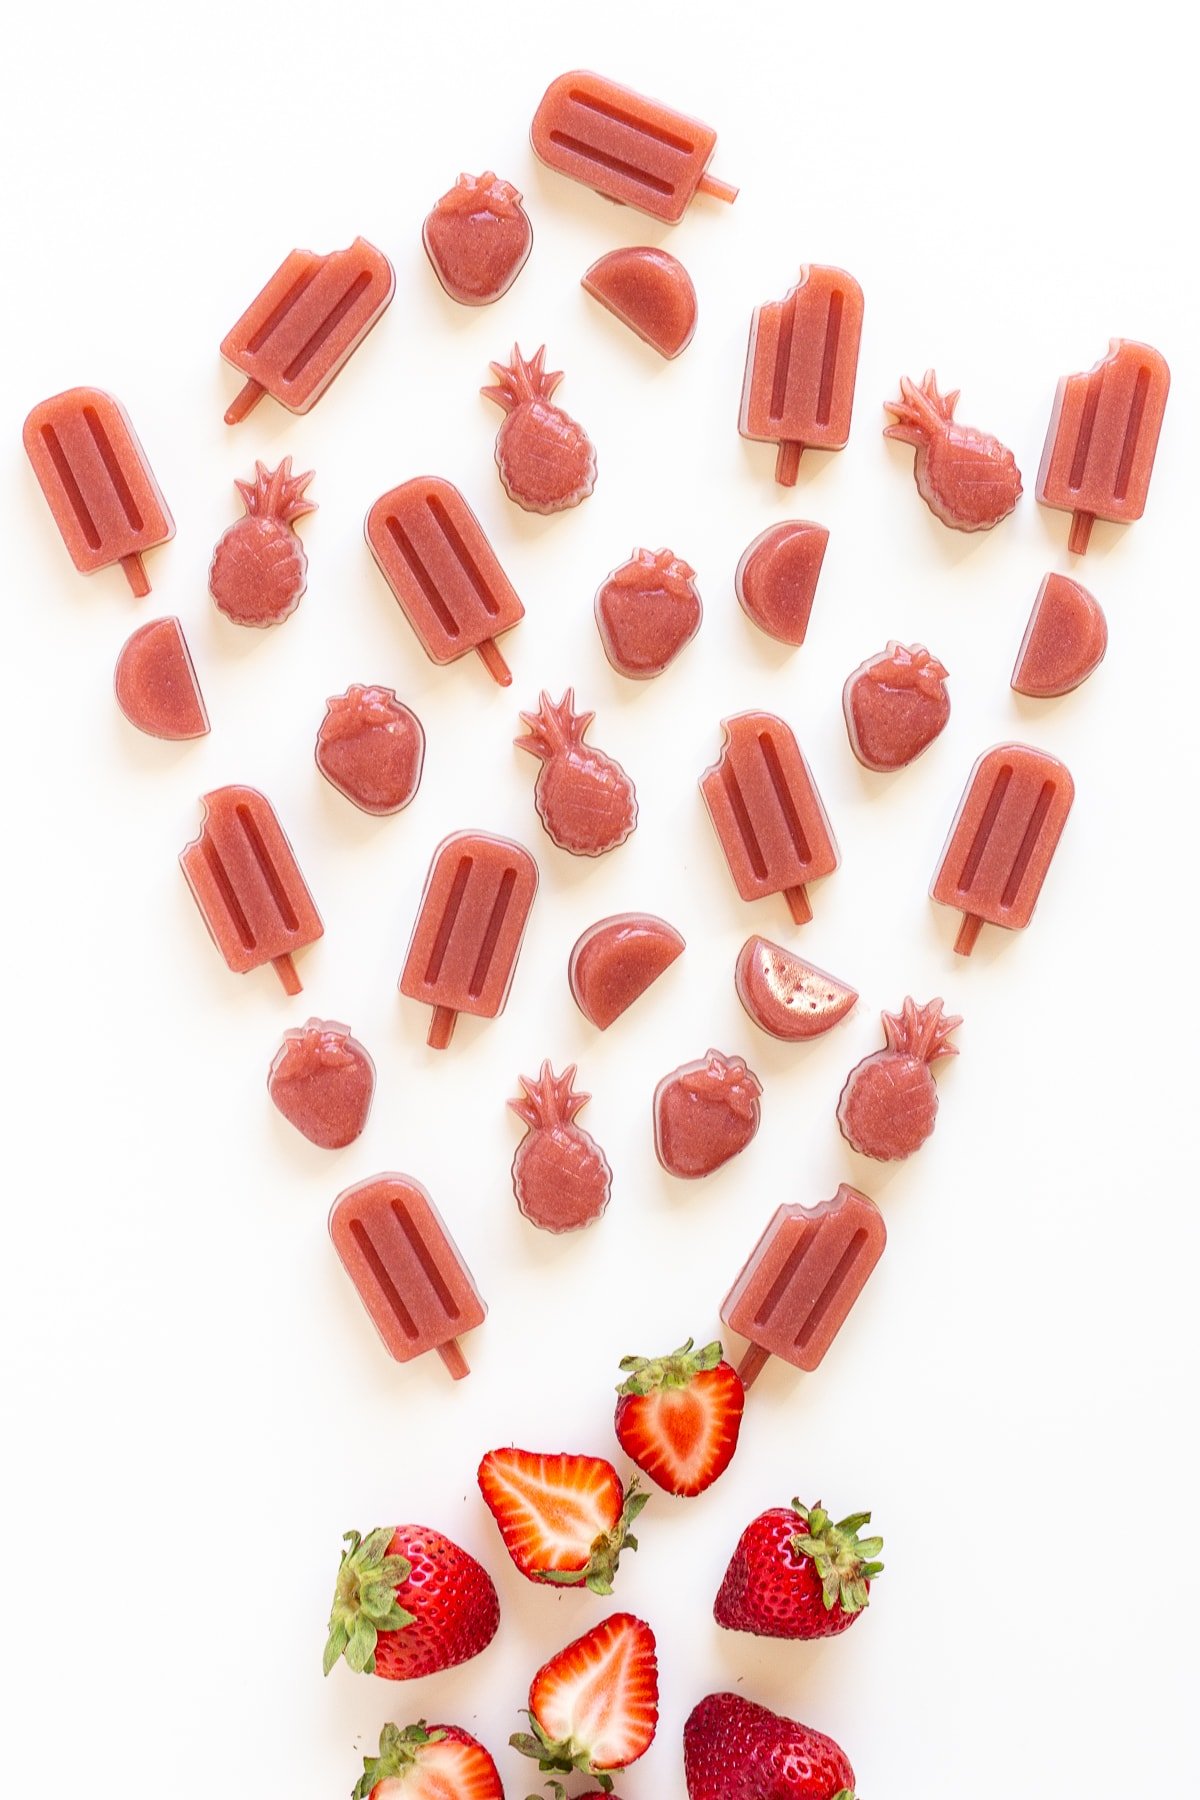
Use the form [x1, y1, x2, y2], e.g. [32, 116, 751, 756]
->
[509, 1062, 612, 1233]
[1011, 573, 1107, 699]
[734, 937, 857, 1042]
[23, 387, 174, 596]
[316, 685, 425, 815]
[180, 786, 323, 994]
[843, 642, 950, 771]
[883, 371, 1022, 531]
[221, 237, 394, 423]
[734, 520, 828, 647]
[1037, 338, 1170, 553]
[399, 831, 538, 1048]
[721, 1185, 886, 1384]
[114, 617, 208, 740]
[482, 344, 596, 515]
[423, 172, 532, 304]
[569, 914, 684, 1029]
[654, 1050, 762, 1179]
[931, 744, 1075, 955]
[516, 690, 637, 857]
[531, 70, 737, 222]
[268, 1019, 375, 1149]
[700, 712, 838, 924]
[582, 247, 697, 357]
[595, 548, 701, 678]
[739, 266, 864, 485]
[837, 997, 960, 1161]
[209, 458, 316, 628]
[329, 1174, 485, 1378]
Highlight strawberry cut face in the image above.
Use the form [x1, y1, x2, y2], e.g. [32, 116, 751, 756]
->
[843, 642, 949, 771]
[615, 1339, 745, 1496]
[519, 1612, 659, 1776]
[653, 1050, 762, 1178]
[595, 548, 702, 678]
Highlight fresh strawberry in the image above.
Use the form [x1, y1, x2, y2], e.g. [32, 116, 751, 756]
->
[512, 1612, 658, 1790]
[323, 1524, 499, 1680]
[614, 1338, 745, 1496]
[352, 1720, 502, 1799]
[684, 1691, 856, 1799]
[714, 1499, 883, 1641]
[478, 1447, 647, 1594]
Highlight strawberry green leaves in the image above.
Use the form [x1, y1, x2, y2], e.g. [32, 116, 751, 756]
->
[323, 1527, 414, 1675]
[790, 1501, 884, 1615]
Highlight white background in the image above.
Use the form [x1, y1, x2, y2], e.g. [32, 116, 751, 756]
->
[2, 2, 1197, 1794]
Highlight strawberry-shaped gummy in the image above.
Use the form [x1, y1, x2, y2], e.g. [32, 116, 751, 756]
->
[684, 1692, 856, 1800]
[353, 1721, 503, 1800]
[595, 547, 702, 679]
[208, 457, 316, 626]
[714, 1498, 883, 1641]
[515, 689, 637, 856]
[268, 1018, 375, 1149]
[883, 370, 1021, 531]
[315, 684, 425, 815]
[482, 345, 596, 514]
[837, 997, 960, 1161]
[654, 1050, 762, 1179]
[323, 1524, 499, 1682]
[510, 1061, 612, 1233]
[842, 641, 950, 771]
[423, 172, 533, 305]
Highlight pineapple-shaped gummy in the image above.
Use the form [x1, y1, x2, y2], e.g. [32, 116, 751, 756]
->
[883, 371, 1021, 532]
[837, 997, 961, 1161]
[509, 1061, 612, 1233]
[209, 457, 316, 627]
[481, 344, 596, 514]
[515, 689, 638, 857]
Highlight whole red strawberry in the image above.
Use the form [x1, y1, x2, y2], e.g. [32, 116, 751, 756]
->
[352, 1720, 503, 1799]
[714, 1499, 883, 1641]
[684, 1691, 856, 1799]
[614, 1338, 745, 1496]
[323, 1524, 499, 1680]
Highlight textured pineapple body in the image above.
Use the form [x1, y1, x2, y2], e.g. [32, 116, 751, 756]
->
[535, 749, 637, 856]
[210, 517, 307, 627]
[512, 1126, 611, 1232]
[917, 428, 1022, 532]
[838, 1052, 937, 1160]
[496, 401, 597, 514]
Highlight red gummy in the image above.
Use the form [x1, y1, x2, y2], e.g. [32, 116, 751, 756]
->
[843, 642, 950, 771]
[316, 685, 424, 815]
[423, 171, 532, 305]
[837, 998, 960, 1162]
[700, 712, 839, 925]
[582, 247, 697, 358]
[595, 548, 701, 679]
[515, 690, 637, 857]
[1036, 338, 1170, 553]
[1011, 573, 1107, 698]
[883, 371, 1021, 532]
[735, 521, 828, 648]
[509, 1062, 612, 1234]
[739, 266, 864, 485]
[734, 937, 857, 1042]
[209, 458, 316, 628]
[114, 617, 208, 740]
[482, 345, 596, 515]
[569, 913, 684, 1029]
[654, 1050, 762, 1180]
[268, 1019, 375, 1149]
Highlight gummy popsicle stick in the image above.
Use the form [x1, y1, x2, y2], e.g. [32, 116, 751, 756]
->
[23, 388, 174, 596]
[721, 1186, 886, 1385]
[180, 786, 323, 993]
[329, 1174, 486, 1378]
[366, 477, 524, 684]
[931, 744, 1075, 955]
[531, 71, 736, 223]
[1036, 339, 1170, 554]
[700, 713, 839, 924]
[400, 831, 538, 1047]
[220, 237, 395, 424]
[739, 267, 864, 485]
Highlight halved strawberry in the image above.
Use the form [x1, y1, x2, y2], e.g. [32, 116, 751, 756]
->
[352, 1721, 502, 1799]
[512, 1612, 658, 1789]
[614, 1338, 745, 1497]
[478, 1447, 647, 1595]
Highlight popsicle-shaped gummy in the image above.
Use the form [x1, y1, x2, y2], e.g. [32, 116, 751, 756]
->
[329, 1174, 486, 1380]
[739, 266, 865, 485]
[931, 744, 1075, 955]
[220, 237, 395, 424]
[400, 831, 538, 1048]
[721, 1186, 886, 1386]
[1036, 339, 1170, 553]
[23, 387, 174, 596]
[180, 786, 323, 994]
[700, 712, 839, 925]
[531, 70, 737, 224]
[366, 477, 524, 685]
